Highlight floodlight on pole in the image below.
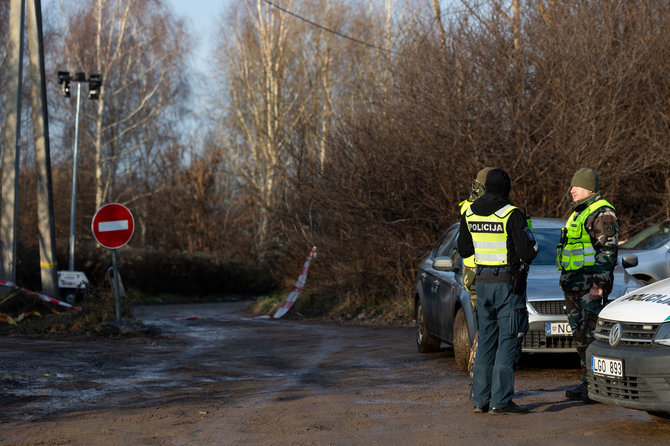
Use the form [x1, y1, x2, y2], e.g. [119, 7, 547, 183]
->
[57, 70, 101, 301]
[57, 71, 70, 97]
[88, 74, 101, 100]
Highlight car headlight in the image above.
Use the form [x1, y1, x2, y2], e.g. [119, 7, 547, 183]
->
[653, 322, 670, 347]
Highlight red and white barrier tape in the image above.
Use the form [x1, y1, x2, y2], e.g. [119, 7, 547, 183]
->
[255, 246, 317, 320]
[0, 311, 41, 325]
[0, 279, 81, 311]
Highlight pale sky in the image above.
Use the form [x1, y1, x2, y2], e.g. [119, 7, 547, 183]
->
[167, 0, 233, 74]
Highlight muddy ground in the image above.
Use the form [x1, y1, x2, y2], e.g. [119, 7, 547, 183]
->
[1, 300, 669, 445]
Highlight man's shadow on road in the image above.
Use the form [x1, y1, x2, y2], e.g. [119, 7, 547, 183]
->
[515, 385, 594, 413]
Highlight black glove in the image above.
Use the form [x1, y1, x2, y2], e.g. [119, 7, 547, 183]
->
[511, 262, 529, 295]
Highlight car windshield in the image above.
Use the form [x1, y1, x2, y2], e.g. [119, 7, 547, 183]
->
[532, 227, 561, 266]
[620, 220, 670, 250]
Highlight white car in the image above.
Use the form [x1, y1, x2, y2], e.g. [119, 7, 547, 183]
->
[586, 277, 670, 421]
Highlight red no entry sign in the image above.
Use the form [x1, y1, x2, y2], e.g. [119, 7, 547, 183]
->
[91, 203, 135, 249]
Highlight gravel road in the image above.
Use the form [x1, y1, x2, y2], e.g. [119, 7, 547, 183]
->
[1, 301, 669, 445]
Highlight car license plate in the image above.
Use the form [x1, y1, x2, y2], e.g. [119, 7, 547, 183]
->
[545, 322, 572, 336]
[591, 355, 623, 378]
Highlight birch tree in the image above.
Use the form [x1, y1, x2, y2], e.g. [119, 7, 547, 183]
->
[54, 0, 191, 213]
[212, 0, 302, 255]
[213, 0, 397, 258]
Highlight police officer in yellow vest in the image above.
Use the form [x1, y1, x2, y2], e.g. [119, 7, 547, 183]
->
[461, 168, 494, 390]
[458, 168, 537, 414]
[558, 168, 619, 402]
[459, 167, 493, 308]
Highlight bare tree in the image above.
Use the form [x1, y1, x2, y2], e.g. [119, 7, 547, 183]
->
[273, 0, 670, 307]
[212, 0, 297, 255]
[213, 0, 368, 255]
[53, 0, 192, 215]
[24, 0, 670, 309]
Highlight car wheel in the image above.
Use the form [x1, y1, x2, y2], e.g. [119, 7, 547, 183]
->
[635, 275, 656, 285]
[453, 308, 470, 373]
[647, 411, 670, 422]
[416, 300, 440, 353]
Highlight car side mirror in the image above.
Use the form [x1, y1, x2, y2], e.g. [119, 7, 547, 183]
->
[622, 254, 638, 268]
[433, 257, 454, 271]
[433, 256, 461, 273]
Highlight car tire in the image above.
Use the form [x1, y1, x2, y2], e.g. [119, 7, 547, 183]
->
[647, 411, 670, 422]
[635, 275, 656, 285]
[453, 308, 470, 373]
[416, 300, 440, 353]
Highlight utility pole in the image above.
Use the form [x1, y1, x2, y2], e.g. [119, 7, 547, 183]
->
[1, 0, 60, 298]
[27, 0, 59, 297]
[0, 0, 26, 286]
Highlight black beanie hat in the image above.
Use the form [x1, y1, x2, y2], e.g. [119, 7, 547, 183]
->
[485, 168, 511, 196]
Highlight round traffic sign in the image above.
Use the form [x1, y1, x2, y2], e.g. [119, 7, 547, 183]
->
[91, 203, 135, 249]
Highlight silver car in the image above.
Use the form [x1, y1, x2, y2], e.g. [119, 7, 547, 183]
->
[619, 220, 670, 284]
[414, 218, 643, 372]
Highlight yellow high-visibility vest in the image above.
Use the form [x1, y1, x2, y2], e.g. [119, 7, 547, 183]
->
[557, 199, 614, 271]
[465, 204, 517, 266]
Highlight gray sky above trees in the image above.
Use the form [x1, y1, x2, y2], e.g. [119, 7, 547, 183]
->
[167, 0, 231, 75]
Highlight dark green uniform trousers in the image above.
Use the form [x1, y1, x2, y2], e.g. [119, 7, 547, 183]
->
[564, 290, 604, 382]
[472, 281, 528, 409]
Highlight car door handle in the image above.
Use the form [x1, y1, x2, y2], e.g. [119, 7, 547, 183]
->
[433, 280, 440, 285]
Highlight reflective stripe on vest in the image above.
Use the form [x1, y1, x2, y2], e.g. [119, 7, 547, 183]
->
[465, 204, 517, 266]
[557, 199, 614, 271]
[460, 200, 476, 268]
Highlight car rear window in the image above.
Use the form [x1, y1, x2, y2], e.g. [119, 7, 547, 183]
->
[620, 220, 670, 250]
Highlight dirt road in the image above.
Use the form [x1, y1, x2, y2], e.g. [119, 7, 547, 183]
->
[1, 300, 669, 445]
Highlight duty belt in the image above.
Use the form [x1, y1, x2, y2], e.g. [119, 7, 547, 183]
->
[476, 265, 514, 281]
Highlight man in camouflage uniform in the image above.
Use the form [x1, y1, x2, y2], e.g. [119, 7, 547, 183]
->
[557, 168, 619, 402]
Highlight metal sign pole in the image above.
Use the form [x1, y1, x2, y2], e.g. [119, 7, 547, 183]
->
[92, 203, 133, 325]
[67, 83, 82, 272]
[112, 249, 121, 324]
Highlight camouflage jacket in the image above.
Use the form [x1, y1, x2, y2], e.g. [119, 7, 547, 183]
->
[559, 192, 619, 294]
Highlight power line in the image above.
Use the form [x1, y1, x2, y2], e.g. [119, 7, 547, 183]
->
[262, 0, 395, 54]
